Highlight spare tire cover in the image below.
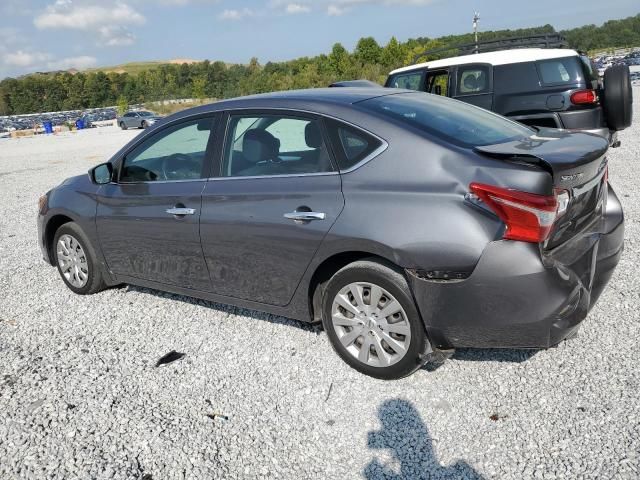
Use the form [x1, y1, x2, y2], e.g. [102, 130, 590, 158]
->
[603, 64, 633, 131]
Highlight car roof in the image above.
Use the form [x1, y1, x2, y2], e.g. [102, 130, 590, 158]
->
[170, 87, 407, 120]
[218, 88, 398, 106]
[389, 48, 580, 75]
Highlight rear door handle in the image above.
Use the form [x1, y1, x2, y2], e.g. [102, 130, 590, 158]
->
[284, 211, 326, 222]
[166, 207, 196, 216]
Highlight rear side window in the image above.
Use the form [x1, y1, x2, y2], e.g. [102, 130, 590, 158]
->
[387, 71, 423, 90]
[360, 92, 532, 148]
[457, 66, 490, 95]
[326, 119, 382, 171]
[537, 57, 581, 85]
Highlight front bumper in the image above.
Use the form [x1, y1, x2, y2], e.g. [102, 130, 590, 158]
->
[408, 186, 624, 350]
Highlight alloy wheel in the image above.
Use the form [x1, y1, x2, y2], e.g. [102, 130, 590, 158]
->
[56, 234, 89, 288]
[331, 282, 411, 368]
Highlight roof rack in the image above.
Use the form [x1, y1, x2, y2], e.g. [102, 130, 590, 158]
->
[413, 33, 570, 64]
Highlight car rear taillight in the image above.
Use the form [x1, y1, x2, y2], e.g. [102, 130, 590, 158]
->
[469, 183, 567, 243]
[570, 89, 598, 105]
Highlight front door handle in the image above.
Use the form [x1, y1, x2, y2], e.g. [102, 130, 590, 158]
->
[166, 207, 196, 216]
[284, 211, 326, 222]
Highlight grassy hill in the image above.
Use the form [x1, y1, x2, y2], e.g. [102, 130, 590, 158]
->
[85, 59, 202, 75]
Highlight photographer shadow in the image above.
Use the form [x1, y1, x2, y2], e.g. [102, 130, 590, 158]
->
[364, 399, 485, 480]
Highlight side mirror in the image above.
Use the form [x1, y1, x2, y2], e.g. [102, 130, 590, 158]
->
[434, 85, 442, 96]
[89, 162, 113, 185]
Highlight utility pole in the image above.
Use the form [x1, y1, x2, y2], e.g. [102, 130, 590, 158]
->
[473, 12, 480, 53]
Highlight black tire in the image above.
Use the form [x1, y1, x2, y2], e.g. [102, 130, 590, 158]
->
[120, 121, 127, 130]
[141, 120, 147, 129]
[603, 64, 633, 131]
[53, 222, 105, 295]
[321, 259, 431, 380]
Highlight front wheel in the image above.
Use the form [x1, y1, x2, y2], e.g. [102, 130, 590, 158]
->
[322, 260, 431, 380]
[141, 120, 148, 129]
[120, 121, 127, 130]
[53, 222, 105, 295]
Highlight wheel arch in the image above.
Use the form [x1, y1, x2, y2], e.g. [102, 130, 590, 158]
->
[44, 214, 76, 265]
[307, 251, 403, 323]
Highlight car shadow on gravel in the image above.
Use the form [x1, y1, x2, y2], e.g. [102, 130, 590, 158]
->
[125, 285, 318, 333]
[364, 399, 485, 479]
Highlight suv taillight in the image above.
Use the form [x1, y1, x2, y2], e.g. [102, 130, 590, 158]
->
[469, 183, 567, 243]
[570, 89, 598, 105]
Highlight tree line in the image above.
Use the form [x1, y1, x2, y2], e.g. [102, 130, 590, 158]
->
[0, 14, 638, 116]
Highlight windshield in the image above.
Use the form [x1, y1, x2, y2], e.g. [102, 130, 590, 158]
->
[360, 92, 532, 148]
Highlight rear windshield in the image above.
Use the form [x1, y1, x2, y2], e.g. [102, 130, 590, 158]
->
[537, 57, 583, 85]
[360, 92, 532, 148]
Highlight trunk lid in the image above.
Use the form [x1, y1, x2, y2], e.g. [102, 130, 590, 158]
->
[475, 128, 609, 248]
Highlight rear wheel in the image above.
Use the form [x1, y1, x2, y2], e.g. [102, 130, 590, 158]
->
[322, 260, 431, 379]
[120, 121, 127, 130]
[53, 223, 105, 295]
[603, 64, 633, 131]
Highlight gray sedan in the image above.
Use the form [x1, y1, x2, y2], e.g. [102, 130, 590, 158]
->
[37, 88, 624, 379]
[117, 110, 162, 130]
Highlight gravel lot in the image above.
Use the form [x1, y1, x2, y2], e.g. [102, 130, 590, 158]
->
[1, 95, 639, 479]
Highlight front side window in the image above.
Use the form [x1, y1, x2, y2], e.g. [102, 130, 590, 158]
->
[388, 71, 423, 90]
[361, 92, 533, 148]
[120, 118, 213, 182]
[457, 66, 490, 95]
[221, 114, 334, 177]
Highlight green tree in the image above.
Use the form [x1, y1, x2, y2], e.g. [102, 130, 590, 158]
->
[354, 37, 382, 65]
[117, 95, 129, 115]
[192, 76, 207, 100]
[328, 43, 351, 78]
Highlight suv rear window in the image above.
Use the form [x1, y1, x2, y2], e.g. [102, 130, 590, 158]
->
[537, 57, 582, 85]
[360, 92, 532, 148]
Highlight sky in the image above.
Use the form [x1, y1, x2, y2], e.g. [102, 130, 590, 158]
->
[0, 0, 638, 79]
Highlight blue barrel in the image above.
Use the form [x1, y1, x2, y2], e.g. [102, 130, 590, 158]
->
[43, 122, 53, 134]
[75, 118, 85, 130]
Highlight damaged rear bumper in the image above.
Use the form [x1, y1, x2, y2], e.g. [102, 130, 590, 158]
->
[408, 186, 624, 350]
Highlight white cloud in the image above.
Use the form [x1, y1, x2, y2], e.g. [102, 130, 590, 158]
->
[98, 26, 137, 47]
[272, 0, 437, 16]
[2, 49, 96, 72]
[218, 8, 255, 20]
[327, 5, 347, 15]
[35, 2, 145, 30]
[285, 3, 311, 14]
[47, 55, 97, 70]
[34, 1, 144, 47]
[3, 50, 52, 67]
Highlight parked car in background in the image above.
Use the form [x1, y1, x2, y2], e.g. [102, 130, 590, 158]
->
[38, 88, 624, 379]
[383, 34, 633, 147]
[117, 111, 163, 130]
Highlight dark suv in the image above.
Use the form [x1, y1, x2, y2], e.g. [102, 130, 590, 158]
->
[384, 37, 633, 147]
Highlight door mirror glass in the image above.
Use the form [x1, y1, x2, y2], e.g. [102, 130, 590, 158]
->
[90, 162, 113, 184]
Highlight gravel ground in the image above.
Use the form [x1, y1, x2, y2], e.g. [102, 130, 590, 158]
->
[1, 96, 639, 479]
